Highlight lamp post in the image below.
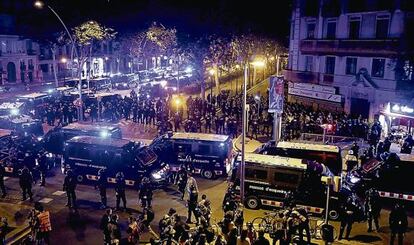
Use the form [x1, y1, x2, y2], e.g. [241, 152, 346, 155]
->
[208, 68, 216, 103]
[60, 57, 68, 85]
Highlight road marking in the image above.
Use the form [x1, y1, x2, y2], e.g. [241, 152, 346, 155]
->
[39, 197, 53, 204]
[52, 191, 66, 196]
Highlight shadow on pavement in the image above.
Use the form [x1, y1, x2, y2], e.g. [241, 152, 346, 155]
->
[351, 234, 382, 243]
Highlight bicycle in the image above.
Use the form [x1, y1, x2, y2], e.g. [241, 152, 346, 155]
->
[308, 218, 338, 240]
[251, 211, 279, 233]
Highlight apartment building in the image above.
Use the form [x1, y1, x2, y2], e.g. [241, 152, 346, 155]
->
[285, 0, 414, 123]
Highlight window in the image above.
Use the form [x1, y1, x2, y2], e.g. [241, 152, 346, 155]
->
[197, 144, 211, 155]
[307, 23, 316, 39]
[175, 143, 192, 154]
[245, 168, 268, 180]
[372, 58, 385, 78]
[349, 18, 360, 39]
[326, 21, 336, 39]
[346, 57, 357, 75]
[376, 15, 389, 39]
[325, 57, 336, 74]
[274, 171, 300, 185]
[305, 56, 313, 72]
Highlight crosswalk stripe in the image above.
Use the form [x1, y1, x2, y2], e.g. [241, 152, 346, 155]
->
[52, 191, 66, 196]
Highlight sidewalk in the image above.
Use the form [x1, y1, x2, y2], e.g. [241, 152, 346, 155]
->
[1, 203, 32, 244]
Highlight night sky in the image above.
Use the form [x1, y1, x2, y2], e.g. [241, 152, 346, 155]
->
[1, 0, 291, 42]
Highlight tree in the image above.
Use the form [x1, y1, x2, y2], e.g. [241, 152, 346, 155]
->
[72, 20, 116, 120]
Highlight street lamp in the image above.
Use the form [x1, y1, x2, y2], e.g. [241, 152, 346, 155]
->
[174, 98, 181, 112]
[60, 57, 68, 85]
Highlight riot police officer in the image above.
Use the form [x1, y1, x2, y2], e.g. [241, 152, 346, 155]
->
[365, 188, 381, 232]
[176, 166, 188, 200]
[96, 168, 108, 209]
[0, 163, 6, 198]
[63, 170, 77, 209]
[186, 184, 198, 224]
[19, 166, 33, 201]
[139, 177, 153, 208]
[115, 172, 127, 211]
[389, 203, 408, 245]
[338, 197, 356, 240]
[37, 152, 48, 187]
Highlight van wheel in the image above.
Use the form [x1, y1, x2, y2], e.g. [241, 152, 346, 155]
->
[202, 170, 214, 179]
[77, 175, 84, 183]
[328, 209, 340, 221]
[245, 196, 261, 210]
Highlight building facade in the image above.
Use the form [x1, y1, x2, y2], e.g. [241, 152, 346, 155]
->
[285, 0, 414, 122]
[0, 34, 42, 85]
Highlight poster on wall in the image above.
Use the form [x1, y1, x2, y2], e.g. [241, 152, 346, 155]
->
[268, 75, 284, 113]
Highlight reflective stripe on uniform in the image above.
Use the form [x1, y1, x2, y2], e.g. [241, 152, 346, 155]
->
[379, 191, 414, 201]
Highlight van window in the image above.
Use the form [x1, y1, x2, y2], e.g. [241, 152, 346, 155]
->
[197, 144, 211, 155]
[175, 143, 192, 154]
[246, 168, 268, 180]
[274, 171, 299, 184]
[68, 145, 90, 159]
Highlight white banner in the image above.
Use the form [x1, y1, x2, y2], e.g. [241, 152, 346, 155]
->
[288, 87, 342, 103]
[288, 82, 336, 94]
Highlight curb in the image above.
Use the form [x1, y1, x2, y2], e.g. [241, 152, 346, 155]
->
[5, 225, 31, 245]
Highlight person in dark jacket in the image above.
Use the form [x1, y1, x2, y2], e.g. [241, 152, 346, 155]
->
[365, 188, 381, 232]
[19, 166, 33, 201]
[100, 208, 112, 245]
[0, 163, 6, 198]
[253, 229, 269, 245]
[139, 177, 153, 208]
[389, 203, 408, 245]
[63, 169, 77, 209]
[115, 172, 127, 211]
[186, 184, 198, 224]
[96, 168, 108, 209]
[338, 197, 356, 240]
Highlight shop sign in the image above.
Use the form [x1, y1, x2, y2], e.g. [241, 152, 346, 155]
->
[288, 87, 342, 103]
[289, 82, 336, 94]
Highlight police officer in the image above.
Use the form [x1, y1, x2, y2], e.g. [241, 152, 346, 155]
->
[365, 188, 381, 232]
[205, 113, 212, 133]
[186, 184, 198, 224]
[176, 166, 188, 200]
[338, 197, 356, 240]
[19, 166, 33, 201]
[115, 172, 127, 211]
[37, 152, 48, 187]
[0, 163, 6, 198]
[139, 177, 153, 208]
[389, 203, 408, 245]
[96, 168, 108, 209]
[63, 170, 77, 209]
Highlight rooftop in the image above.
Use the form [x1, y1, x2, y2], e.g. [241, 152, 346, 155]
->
[238, 153, 306, 170]
[67, 136, 130, 148]
[277, 141, 340, 153]
[170, 132, 230, 142]
[62, 122, 119, 132]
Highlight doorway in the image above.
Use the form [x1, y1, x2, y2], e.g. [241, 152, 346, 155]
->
[7, 62, 16, 83]
[350, 98, 370, 119]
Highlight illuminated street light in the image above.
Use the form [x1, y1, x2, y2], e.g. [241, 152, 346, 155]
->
[60, 57, 68, 63]
[235, 64, 240, 69]
[34, 1, 44, 9]
[208, 68, 216, 76]
[251, 59, 266, 68]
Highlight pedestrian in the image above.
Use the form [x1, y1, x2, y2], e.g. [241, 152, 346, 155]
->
[0, 217, 8, 245]
[253, 229, 269, 245]
[0, 163, 6, 198]
[186, 184, 199, 224]
[389, 203, 407, 245]
[186, 173, 198, 197]
[107, 214, 121, 245]
[237, 229, 251, 245]
[19, 166, 33, 201]
[246, 222, 257, 244]
[365, 188, 381, 232]
[338, 197, 356, 240]
[33, 203, 52, 245]
[96, 168, 108, 209]
[139, 177, 153, 208]
[115, 172, 127, 211]
[100, 208, 112, 245]
[270, 212, 287, 245]
[126, 216, 139, 244]
[63, 169, 77, 209]
[176, 166, 188, 200]
[37, 152, 48, 187]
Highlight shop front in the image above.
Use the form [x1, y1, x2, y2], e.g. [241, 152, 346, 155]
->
[379, 102, 414, 140]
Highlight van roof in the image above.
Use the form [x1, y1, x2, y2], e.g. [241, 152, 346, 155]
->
[238, 153, 307, 170]
[0, 129, 12, 138]
[62, 122, 119, 132]
[276, 141, 340, 153]
[170, 132, 230, 142]
[67, 136, 130, 148]
[17, 93, 48, 99]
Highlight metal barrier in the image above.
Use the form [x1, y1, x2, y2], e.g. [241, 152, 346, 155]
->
[299, 133, 364, 147]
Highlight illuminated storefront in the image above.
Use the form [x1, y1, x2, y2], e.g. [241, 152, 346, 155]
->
[379, 103, 414, 137]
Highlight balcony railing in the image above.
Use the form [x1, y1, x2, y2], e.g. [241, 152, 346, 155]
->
[300, 39, 400, 56]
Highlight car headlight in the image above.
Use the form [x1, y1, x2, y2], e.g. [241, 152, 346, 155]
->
[37, 137, 43, 141]
[349, 175, 361, 184]
[152, 172, 162, 180]
[46, 153, 53, 158]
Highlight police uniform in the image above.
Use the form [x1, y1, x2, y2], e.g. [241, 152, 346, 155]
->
[97, 169, 108, 209]
[139, 178, 153, 208]
[63, 170, 77, 208]
[115, 172, 127, 211]
[19, 167, 33, 201]
[0, 164, 6, 197]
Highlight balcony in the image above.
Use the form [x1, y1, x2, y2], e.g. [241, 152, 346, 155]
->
[300, 39, 400, 57]
[284, 70, 320, 84]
